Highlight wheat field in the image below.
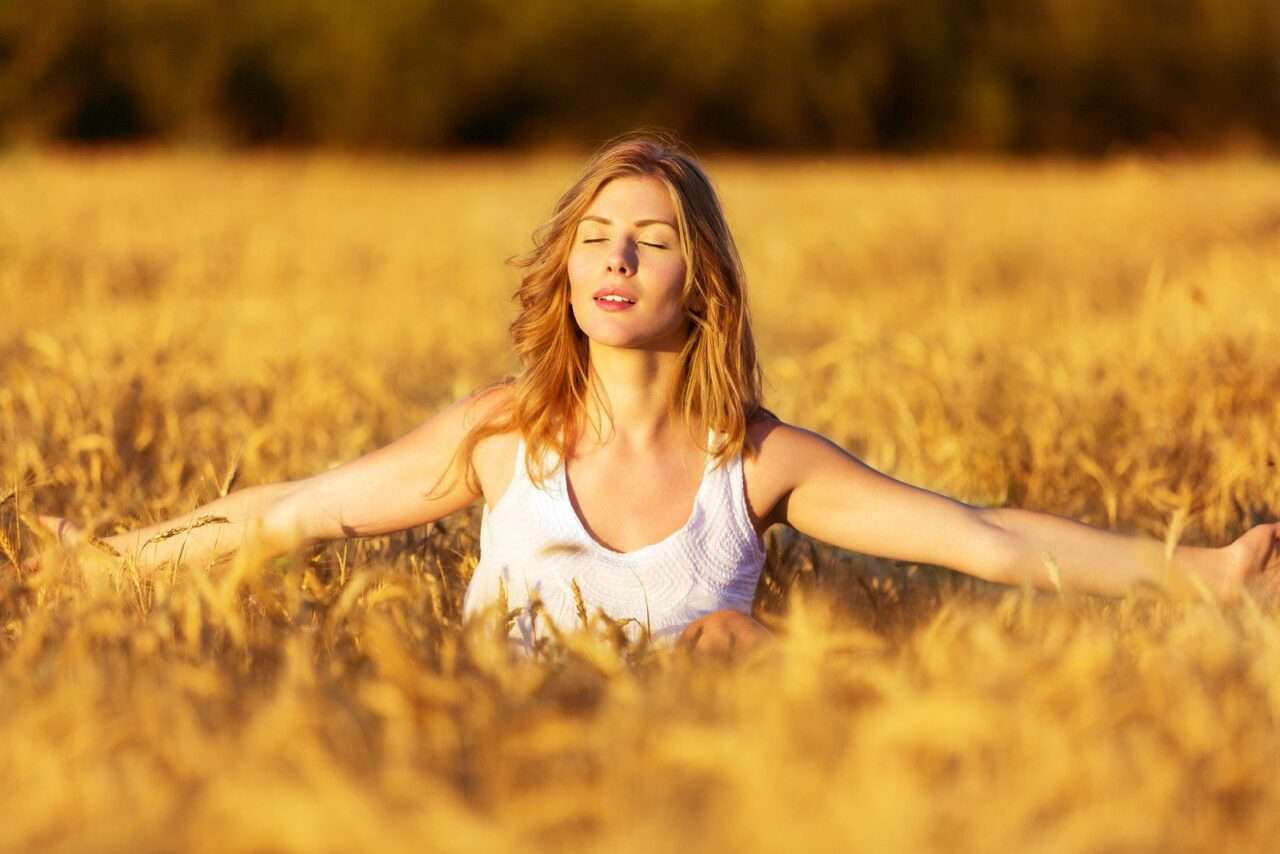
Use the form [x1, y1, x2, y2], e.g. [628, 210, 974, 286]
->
[2, 149, 1280, 852]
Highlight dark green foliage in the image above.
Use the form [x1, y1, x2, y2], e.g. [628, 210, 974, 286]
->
[1, 0, 1277, 152]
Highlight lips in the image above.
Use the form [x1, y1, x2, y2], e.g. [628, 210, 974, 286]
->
[592, 286, 638, 305]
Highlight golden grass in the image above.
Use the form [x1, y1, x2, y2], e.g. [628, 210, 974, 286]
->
[2, 149, 1280, 852]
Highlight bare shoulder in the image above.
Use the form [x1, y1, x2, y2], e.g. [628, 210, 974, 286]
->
[462, 384, 521, 508]
[458, 382, 515, 427]
[745, 417, 843, 470]
[742, 417, 841, 529]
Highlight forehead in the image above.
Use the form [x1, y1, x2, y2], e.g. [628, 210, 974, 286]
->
[584, 174, 677, 219]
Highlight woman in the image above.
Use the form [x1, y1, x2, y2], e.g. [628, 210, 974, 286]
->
[33, 132, 1280, 657]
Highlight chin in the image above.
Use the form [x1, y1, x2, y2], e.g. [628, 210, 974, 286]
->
[572, 306, 688, 352]
[583, 329, 653, 349]
[587, 327, 688, 353]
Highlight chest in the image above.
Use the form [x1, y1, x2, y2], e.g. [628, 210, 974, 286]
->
[476, 432, 779, 546]
[563, 449, 707, 554]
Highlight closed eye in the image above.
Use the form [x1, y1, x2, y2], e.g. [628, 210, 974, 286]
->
[581, 237, 667, 248]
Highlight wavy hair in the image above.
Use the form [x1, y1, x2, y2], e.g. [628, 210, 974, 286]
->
[456, 130, 768, 490]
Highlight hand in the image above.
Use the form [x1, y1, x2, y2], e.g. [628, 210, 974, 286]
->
[22, 515, 115, 574]
[18, 515, 81, 572]
[1225, 522, 1280, 606]
[36, 515, 85, 547]
[676, 610, 777, 662]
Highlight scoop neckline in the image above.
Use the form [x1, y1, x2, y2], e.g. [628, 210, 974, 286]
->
[560, 446, 715, 558]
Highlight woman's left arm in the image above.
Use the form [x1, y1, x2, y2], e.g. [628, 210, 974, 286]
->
[761, 424, 1278, 599]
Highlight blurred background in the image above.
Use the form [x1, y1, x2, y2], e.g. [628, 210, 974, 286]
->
[2, 0, 1278, 155]
[5, 6, 1280, 849]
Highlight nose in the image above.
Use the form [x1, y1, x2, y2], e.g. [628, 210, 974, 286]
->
[606, 244, 636, 276]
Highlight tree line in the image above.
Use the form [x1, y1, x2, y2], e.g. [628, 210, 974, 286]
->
[1, 0, 1277, 153]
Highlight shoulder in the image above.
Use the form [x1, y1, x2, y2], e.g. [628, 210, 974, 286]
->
[744, 415, 836, 468]
[742, 416, 844, 527]
[460, 383, 521, 504]
[459, 381, 516, 429]
[414, 382, 515, 443]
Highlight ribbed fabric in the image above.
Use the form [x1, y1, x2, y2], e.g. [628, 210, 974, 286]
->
[462, 433, 767, 652]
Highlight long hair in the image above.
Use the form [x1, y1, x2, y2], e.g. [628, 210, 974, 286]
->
[456, 130, 768, 490]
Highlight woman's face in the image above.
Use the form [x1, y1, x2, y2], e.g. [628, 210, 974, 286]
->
[567, 175, 689, 351]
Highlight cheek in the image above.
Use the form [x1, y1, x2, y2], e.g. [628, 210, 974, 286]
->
[566, 255, 591, 300]
[656, 261, 689, 309]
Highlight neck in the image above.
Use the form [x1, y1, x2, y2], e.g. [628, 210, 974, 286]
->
[579, 340, 687, 449]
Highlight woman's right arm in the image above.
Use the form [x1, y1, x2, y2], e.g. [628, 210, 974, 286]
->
[67, 387, 507, 573]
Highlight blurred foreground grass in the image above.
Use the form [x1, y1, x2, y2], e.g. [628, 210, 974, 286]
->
[2, 150, 1280, 851]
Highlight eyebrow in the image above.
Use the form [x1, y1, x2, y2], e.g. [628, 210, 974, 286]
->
[579, 215, 677, 229]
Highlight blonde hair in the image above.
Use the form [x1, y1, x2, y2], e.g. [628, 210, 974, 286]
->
[458, 130, 768, 489]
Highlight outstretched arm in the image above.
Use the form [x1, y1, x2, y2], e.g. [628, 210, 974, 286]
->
[35, 387, 509, 573]
[974, 506, 1232, 597]
[758, 423, 1275, 599]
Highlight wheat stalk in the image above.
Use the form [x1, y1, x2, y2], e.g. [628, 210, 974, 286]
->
[141, 515, 231, 550]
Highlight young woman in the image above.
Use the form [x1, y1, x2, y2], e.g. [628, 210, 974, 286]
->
[34, 132, 1280, 657]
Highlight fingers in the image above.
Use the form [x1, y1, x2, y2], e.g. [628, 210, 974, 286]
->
[676, 611, 776, 661]
[1245, 527, 1280, 608]
[676, 624, 705, 654]
[1246, 570, 1280, 610]
[1259, 522, 1280, 569]
[36, 515, 82, 546]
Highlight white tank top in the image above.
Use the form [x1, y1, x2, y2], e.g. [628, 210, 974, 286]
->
[462, 433, 767, 652]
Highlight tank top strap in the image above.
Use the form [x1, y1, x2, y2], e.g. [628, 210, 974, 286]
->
[705, 428, 731, 474]
[701, 429, 762, 557]
[515, 434, 569, 501]
[694, 430, 728, 508]
[511, 433, 527, 481]
[510, 433, 560, 492]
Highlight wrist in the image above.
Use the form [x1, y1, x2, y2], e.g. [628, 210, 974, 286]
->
[1183, 545, 1240, 600]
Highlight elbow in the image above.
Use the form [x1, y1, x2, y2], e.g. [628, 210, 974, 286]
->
[965, 508, 1025, 587]
[260, 481, 310, 548]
